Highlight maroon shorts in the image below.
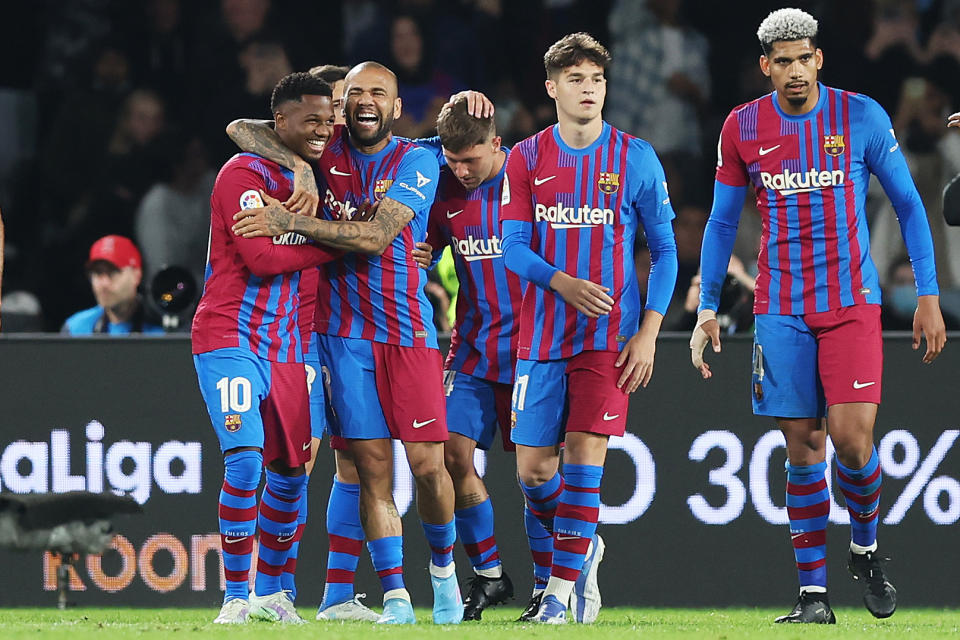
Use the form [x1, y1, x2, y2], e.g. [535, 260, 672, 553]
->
[260, 360, 312, 467]
[564, 350, 630, 437]
[374, 343, 449, 442]
[807, 304, 883, 406]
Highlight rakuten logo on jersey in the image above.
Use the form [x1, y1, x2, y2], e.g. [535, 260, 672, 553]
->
[760, 168, 845, 195]
[324, 188, 358, 219]
[452, 234, 503, 262]
[534, 202, 614, 229]
[272, 232, 309, 245]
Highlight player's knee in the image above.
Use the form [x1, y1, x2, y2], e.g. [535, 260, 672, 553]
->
[443, 445, 475, 480]
[223, 449, 263, 490]
[832, 440, 873, 469]
[409, 451, 447, 482]
[517, 454, 559, 487]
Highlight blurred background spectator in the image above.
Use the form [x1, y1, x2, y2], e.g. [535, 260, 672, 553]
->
[0, 0, 958, 331]
[62, 235, 165, 335]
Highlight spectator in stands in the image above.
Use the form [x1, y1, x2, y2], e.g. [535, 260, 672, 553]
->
[62, 235, 164, 335]
[127, 0, 193, 122]
[82, 89, 167, 243]
[389, 13, 463, 138]
[135, 131, 215, 292]
[605, 0, 710, 204]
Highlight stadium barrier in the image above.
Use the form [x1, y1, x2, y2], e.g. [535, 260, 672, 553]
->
[0, 335, 957, 607]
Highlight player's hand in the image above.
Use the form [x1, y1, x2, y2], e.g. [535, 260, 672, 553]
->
[449, 90, 494, 118]
[412, 242, 433, 270]
[690, 310, 721, 379]
[549, 271, 613, 318]
[949, 112, 960, 128]
[232, 190, 294, 238]
[615, 321, 660, 392]
[913, 294, 946, 363]
[352, 198, 379, 222]
[286, 161, 319, 217]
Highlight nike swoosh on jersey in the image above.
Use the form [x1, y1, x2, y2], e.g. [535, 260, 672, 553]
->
[758, 145, 781, 156]
[852, 380, 876, 389]
[446, 209, 464, 219]
[412, 418, 436, 429]
[329, 166, 351, 176]
[534, 175, 556, 185]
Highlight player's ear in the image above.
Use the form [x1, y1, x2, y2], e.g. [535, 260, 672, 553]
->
[491, 135, 502, 150]
[815, 48, 824, 70]
[394, 96, 402, 120]
[274, 111, 286, 131]
[545, 78, 557, 99]
[759, 55, 771, 77]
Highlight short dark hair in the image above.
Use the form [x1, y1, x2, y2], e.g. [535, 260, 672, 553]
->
[543, 32, 611, 79]
[270, 72, 332, 114]
[436, 96, 496, 153]
[309, 64, 350, 84]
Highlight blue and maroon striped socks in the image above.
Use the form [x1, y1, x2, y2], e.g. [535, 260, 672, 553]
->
[786, 461, 830, 592]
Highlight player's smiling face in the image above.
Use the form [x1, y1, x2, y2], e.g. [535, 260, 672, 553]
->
[344, 66, 401, 151]
[760, 39, 823, 114]
[275, 94, 335, 163]
[546, 60, 606, 124]
[442, 136, 502, 191]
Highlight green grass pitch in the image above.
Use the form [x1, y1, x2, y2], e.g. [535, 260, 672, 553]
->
[1, 607, 958, 639]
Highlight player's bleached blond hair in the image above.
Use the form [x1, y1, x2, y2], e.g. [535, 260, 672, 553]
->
[757, 8, 818, 55]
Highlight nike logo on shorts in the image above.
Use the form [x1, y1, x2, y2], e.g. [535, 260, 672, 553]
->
[602, 412, 620, 421]
[412, 418, 436, 429]
[302, 442, 311, 450]
[852, 380, 876, 389]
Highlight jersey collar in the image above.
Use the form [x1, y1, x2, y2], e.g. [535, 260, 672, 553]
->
[552, 121, 610, 156]
[771, 82, 827, 122]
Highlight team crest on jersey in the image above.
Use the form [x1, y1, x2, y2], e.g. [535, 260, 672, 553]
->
[598, 172, 620, 194]
[224, 414, 242, 432]
[239, 189, 264, 210]
[374, 179, 393, 200]
[823, 135, 845, 157]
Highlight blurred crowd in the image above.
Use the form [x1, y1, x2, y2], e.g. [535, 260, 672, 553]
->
[2, 0, 960, 332]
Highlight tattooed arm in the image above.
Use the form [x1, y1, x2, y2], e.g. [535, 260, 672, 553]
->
[233, 192, 414, 255]
[225, 119, 319, 217]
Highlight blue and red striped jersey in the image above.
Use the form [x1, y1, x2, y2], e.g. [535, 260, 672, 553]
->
[426, 151, 523, 384]
[715, 83, 937, 314]
[501, 122, 674, 361]
[313, 127, 440, 348]
[192, 153, 338, 362]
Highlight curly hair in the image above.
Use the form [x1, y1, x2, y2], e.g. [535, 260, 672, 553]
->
[757, 8, 818, 56]
[270, 72, 332, 114]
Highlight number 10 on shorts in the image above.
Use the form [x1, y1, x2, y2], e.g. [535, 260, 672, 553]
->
[216, 376, 252, 413]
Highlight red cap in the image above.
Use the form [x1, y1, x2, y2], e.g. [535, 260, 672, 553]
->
[87, 235, 142, 270]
